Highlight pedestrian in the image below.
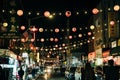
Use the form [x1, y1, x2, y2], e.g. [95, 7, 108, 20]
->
[95, 66, 104, 80]
[103, 59, 120, 80]
[75, 66, 81, 80]
[0, 66, 3, 80]
[81, 62, 96, 80]
[18, 67, 24, 80]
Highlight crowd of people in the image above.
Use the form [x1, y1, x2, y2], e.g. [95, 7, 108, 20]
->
[65, 59, 120, 80]
[17, 64, 39, 80]
[0, 59, 120, 80]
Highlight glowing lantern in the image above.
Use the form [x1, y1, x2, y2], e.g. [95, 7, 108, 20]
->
[12, 39, 16, 42]
[88, 32, 92, 36]
[92, 8, 99, 14]
[54, 38, 58, 42]
[39, 28, 44, 32]
[31, 38, 35, 42]
[44, 11, 50, 17]
[17, 10, 23, 16]
[69, 35, 72, 39]
[30, 47, 34, 50]
[90, 25, 95, 30]
[110, 21, 115, 26]
[72, 27, 77, 32]
[55, 28, 59, 33]
[21, 38, 25, 42]
[21, 26, 25, 30]
[40, 38, 45, 42]
[30, 27, 38, 32]
[62, 43, 65, 46]
[114, 5, 120, 11]
[65, 11, 71, 17]
[50, 38, 54, 41]
[78, 34, 82, 38]
[3, 22, 8, 27]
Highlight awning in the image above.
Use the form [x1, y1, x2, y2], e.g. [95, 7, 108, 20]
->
[111, 46, 120, 55]
[0, 49, 22, 60]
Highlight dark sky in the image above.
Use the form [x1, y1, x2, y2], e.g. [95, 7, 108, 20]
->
[21, 0, 100, 50]
[20, 0, 100, 24]
[0, 0, 101, 52]
[21, 0, 100, 11]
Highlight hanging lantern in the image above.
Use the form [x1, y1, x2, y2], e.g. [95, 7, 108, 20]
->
[40, 38, 45, 42]
[21, 38, 25, 42]
[90, 25, 95, 30]
[20, 26, 25, 30]
[72, 27, 77, 32]
[30, 26, 38, 32]
[54, 38, 58, 42]
[17, 10, 23, 16]
[65, 11, 71, 17]
[88, 32, 92, 36]
[78, 34, 82, 38]
[3, 22, 8, 27]
[92, 8, 99, 14]
[110, 21, 115, 26]
[50, 38, 54, 41]
[114, 5, 120, 11]
[31, 38, 35, 42]
[55, 28, 59, 33]
[44, 11, 50, 17]
[69, 35, 72, 39]
[39, 28, 44, 32]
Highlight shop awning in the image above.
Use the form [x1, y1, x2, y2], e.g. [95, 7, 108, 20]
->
[0, 49, 22, 60]
[111, 46, 120, 55]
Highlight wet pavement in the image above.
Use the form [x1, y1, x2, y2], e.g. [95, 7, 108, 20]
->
[35, 72, 66, 80]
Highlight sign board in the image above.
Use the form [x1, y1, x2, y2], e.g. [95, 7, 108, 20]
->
[0, 32, 20, 38]
[0, 0, 21, 39]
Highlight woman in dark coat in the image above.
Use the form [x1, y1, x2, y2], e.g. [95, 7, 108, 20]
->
[18, 67, 24, 80]
[81, 62, 96, 80]
[0, 66, 3, 80]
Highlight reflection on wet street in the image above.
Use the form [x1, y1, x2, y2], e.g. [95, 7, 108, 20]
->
[36, 72, 66, 80]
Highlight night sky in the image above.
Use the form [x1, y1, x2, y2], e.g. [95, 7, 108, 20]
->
[0, 0, 101, 52]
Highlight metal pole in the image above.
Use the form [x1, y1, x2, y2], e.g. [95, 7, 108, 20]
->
[66, 18, 72, 66]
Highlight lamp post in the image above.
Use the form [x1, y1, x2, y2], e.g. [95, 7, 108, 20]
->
[65, 11, 72, 66]
[28, 11, 52, 42]
[25, 11, 52, 64]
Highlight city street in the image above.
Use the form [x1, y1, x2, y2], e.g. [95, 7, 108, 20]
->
[36, 72, 66, 80]
[0, 0, 120, 80]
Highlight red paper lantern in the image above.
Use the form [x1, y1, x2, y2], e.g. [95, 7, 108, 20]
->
[92, 8, 99, 14]
[20, 26, 25, 30]
[17, 10, 23, 16]
[72, 27, 77, 32]
[65, 11, 71, 17]
[44, 11, 50, 17]
[114, 5, 120, 11]
[110, 21, 115, 26]
[55, 28, 59, 33]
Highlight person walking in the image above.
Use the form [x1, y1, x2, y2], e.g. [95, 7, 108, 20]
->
[95, 66, 104, 80]
[0, 66, 3, 80]
[75, 66, 81, 80]
[81, 62, 96, 80]
[18, 67, 24, 80]
[103, 59, 120, 80]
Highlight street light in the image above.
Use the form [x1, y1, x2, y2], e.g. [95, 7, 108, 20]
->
[27, 11, 52, 42]
[65, 11, 72, 65]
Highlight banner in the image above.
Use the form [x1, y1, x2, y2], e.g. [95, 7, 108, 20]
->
[108, 12, 117, 38]
[0, 0, 20, 38]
